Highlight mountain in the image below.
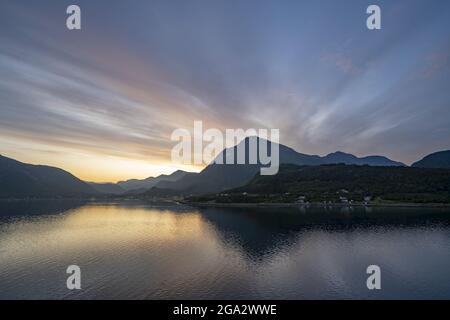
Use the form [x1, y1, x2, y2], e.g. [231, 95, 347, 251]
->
[141, 187, 184, 198]
[117, 170, 189, 191]
[0, 138, 409, 198]
[188, 164, 450, 204]
[155, 137, 305, 194]
[412, 150, 450, 169]
[155, 137, 405, 195]
[88, 182, 125, 195]
[0, 155, 96, 198]
[323, 151, 405, 166]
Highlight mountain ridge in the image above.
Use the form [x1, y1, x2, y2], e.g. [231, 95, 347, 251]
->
[117, 170, 189, 191]
[0, 155, 96, 198]
[1, 141, 449, 198]
[154, 137, 406, 195]
[412, 150, 450, 169]
[88, 182, 125, 195]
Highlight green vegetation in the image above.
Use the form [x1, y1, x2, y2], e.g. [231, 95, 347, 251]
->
[187, 164, 450, 204]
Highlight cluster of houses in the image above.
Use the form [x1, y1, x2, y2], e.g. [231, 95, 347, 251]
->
[219, 190, 373, 205]
[295, 191, 373, 205]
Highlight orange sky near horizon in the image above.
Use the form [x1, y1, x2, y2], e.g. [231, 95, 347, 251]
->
[0, 136, 202, 183]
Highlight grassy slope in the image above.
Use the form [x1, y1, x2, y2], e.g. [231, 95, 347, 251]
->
[188, 164, 450, 204]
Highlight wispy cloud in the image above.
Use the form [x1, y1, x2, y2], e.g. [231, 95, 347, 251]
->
[1, 0, 450, 180]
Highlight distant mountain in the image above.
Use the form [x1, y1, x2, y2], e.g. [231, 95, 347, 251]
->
[155, 163, 260, 194]
[154, 137, 405, 195]
[323, 151, 405, 167]
[142, 187, 184, 198]
[0, 155, 96, 198]
[117, 170, 189, 191]
[412, 150, 450, 169]
[88, 182, 125, 195]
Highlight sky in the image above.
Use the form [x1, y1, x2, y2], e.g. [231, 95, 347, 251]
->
[0, 0, 450, 182]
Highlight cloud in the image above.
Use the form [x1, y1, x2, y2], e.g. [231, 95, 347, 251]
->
[0, 0, 450, 179]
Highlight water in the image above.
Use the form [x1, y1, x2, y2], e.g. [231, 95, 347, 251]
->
[1, 200, 450, 299]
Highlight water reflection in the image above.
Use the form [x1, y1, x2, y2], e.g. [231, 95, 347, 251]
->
[0, 201, 450, 299]
[199, 205, 450, 258]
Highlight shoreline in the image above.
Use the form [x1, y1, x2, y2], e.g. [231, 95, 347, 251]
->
[2, 198, 450, 209]
[183, 201, 450, 209]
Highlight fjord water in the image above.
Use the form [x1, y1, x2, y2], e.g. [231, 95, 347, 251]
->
[1, 201, 450, 299]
